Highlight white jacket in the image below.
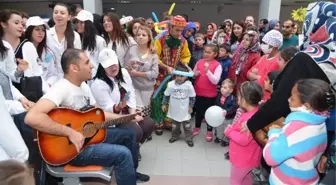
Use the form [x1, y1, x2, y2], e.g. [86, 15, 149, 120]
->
[0, 86, 29, 163]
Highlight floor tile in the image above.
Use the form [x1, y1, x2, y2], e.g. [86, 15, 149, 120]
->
[153, 159, 183, 176]
[182, 160, 211, 176]
[181, 147, 207, 161]
[209, 160, 231, 177]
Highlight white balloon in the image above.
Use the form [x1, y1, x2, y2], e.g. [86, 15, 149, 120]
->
[205, 106, 226, 127]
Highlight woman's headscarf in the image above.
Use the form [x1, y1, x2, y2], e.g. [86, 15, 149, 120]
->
[268, 19, 279, 31]
[232, 30, 260, 75]
[300, 1, 336, 87]
[182, 22, 196, 40]
[206, 23, 217, 41]
[262, 30, 283, 48]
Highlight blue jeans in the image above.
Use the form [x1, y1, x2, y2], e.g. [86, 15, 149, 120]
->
[70, 127, 138, 185]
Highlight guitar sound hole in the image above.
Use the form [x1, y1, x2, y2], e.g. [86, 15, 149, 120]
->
[82, 122, 98, 138]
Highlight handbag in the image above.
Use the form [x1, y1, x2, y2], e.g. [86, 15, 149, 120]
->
[20, 76, 43, 102]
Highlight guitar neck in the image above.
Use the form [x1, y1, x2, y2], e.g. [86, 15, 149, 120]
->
[96, 113, 137, 129]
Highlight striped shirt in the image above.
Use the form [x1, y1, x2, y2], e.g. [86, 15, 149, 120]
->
[263, 111, 328, 185]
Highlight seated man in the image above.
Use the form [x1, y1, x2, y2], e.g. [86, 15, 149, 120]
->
[24, 48, 150, 185]
[0, 86, 29, 163]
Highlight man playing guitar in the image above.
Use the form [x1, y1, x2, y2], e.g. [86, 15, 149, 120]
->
[25, 48, 150, 185]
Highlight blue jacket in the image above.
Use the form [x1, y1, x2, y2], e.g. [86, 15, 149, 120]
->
[217, 57, 232, 85]
[215, 94, 238, 119]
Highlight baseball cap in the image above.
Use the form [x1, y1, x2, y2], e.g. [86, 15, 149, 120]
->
[26, 16, 49, 30]
[98, 48, 119, 68]
[76, 10, 93, 22]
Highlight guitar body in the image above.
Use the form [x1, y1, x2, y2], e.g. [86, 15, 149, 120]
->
[37, 108, 106, 166]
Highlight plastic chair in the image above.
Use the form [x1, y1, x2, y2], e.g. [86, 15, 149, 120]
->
[45, 164, 113, 185]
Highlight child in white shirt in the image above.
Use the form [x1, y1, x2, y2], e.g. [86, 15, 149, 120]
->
[162, 64, 196, 147]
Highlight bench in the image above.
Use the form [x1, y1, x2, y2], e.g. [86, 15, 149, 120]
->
[45, 164, 113, 185]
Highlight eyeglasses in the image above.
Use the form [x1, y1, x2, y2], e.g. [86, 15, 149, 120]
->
[282, 25, 291, 29]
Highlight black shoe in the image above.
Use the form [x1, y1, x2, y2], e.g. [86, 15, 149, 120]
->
[221, 140, 229, 147]
[169, 138, 178, 143]
[136, 172, 150, 183]
[147, 135, 152, 141]
[214, 137, 222, 143]
[187, 140, 194, 147]
[224, 151, 230, 160]
[155, 129, 163, 136]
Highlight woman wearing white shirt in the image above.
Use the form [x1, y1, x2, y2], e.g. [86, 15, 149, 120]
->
[0, 87, 29, 163]
[75, 10, 106, 78]
[102, 12, 137, 67]
[0, 40, 34, 114]
[0, 9, 28, 82]
[91, 49, 154, 157]
[47, 3, 81, 79]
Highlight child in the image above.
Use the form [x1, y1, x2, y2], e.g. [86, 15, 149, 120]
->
[263, 70, 280, 101]
[224, 81, 264, 185]
[193, 44, 222, 142]
[214, 79, 238, 145]
[162, 64, 196, 147]
[278, 46, 298, 71]
[217, 44, 232, 86]
[189, 33, 205, 70]
[264, 79, 334, 185]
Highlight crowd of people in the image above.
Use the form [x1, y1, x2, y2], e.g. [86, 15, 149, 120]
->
[0, 1, 335, 185]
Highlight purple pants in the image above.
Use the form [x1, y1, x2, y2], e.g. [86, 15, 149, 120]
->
[230, 164, 253, 185]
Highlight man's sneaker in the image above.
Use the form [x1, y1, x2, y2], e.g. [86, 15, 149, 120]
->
[193, 128, 200, 136]
[136, 172, 150, 183]
[205, 131, 213, 142]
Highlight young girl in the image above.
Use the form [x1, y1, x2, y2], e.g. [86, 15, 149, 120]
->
[47, 3, 82, 79]
[125, 26, 158, 108]
[75, 10, 106, 79]
[264, 79, 334, 185]
[193, 44, 222, 141]
[224, 81, 263, 185]
[278, 46, 298, 71]
[263, 70, 280, 101]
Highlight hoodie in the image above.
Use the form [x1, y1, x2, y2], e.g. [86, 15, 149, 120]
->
[182, 22, 197, 55]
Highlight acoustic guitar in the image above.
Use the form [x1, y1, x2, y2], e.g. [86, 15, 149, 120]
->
[37, 106, 151, 166]
[254, 117, 285, 146]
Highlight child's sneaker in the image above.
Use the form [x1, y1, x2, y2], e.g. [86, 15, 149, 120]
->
[224, 151, 230, 160]
[205, 131, 213, 142]
[193, 128, 200, 136]
[186, 140, 194, 147]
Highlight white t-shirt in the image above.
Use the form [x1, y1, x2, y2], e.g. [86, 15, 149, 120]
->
[164, 80, 196, 122]
[42, 78, 96, 109]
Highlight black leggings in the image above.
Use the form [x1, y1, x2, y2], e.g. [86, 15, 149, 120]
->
[195, 96, 216, 132]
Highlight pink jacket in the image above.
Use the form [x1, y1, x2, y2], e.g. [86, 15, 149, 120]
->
[224, 107, 262, 169]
